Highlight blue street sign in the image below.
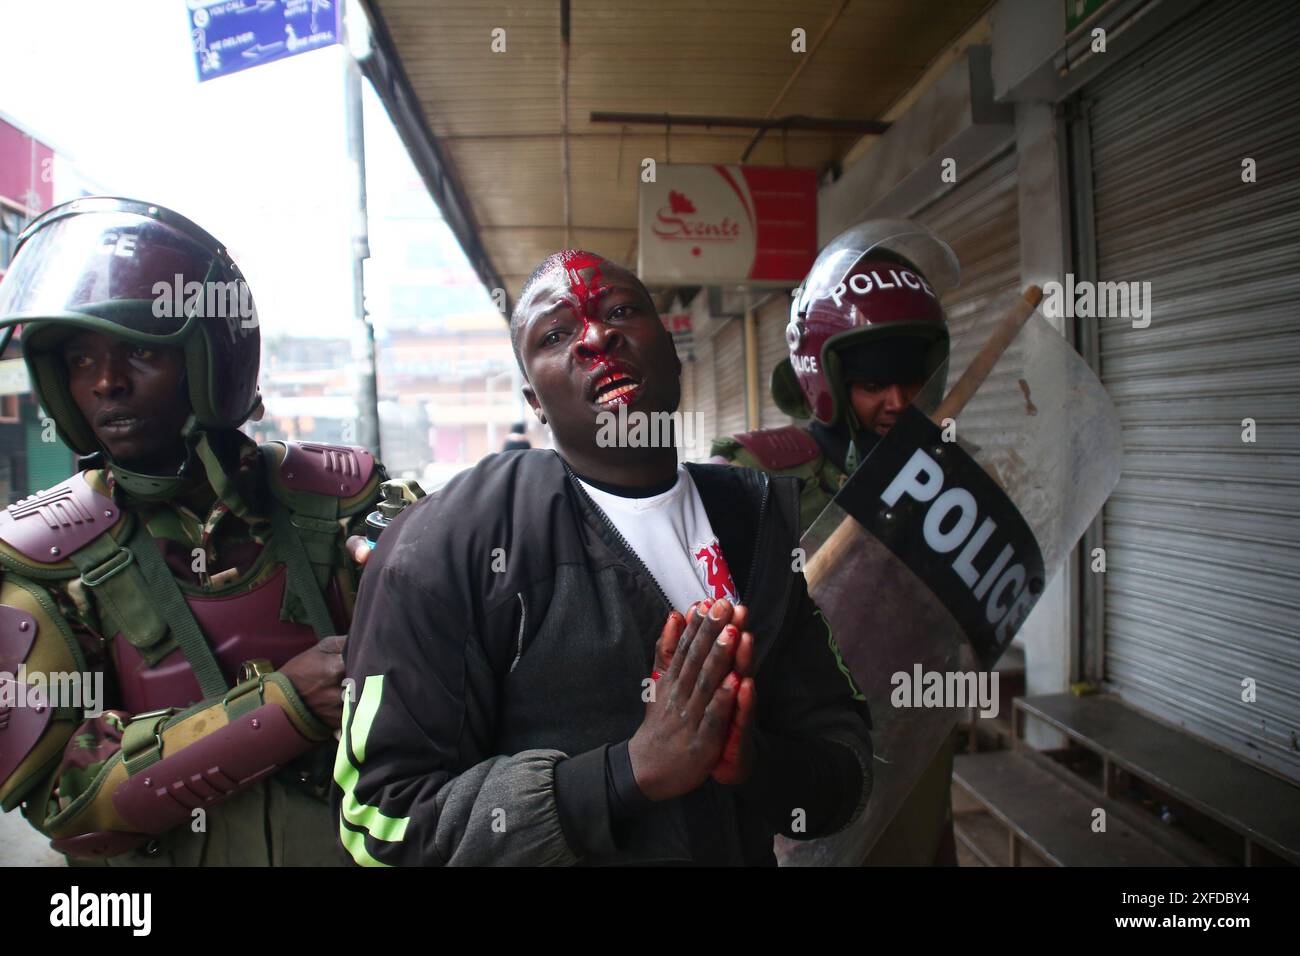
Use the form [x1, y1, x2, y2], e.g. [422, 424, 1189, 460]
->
[188, 0, 341, 82]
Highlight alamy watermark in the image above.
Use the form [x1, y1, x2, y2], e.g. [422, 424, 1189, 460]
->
[151, 274, 257, 327]
[891, 664, 999, 719]
[49, 886, 151, 936]
[0, 666, 104, 717]
[595, 404, 706, 450]
[1041, 274, 1151, 329]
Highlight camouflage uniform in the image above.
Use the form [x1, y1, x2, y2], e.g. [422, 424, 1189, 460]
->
[711, 424, 956, 866]
[0, 431, 382, 866]
[0, 197, 389, 866]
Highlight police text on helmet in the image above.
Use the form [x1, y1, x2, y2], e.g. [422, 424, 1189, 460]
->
[816, 267, 937, 310]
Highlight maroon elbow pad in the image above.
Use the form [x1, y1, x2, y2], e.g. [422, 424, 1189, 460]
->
[111, 702, 316, 834]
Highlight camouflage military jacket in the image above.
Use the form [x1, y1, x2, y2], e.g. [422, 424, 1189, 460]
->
[0, 430, 382, 865]
[710, 425, 846, 532]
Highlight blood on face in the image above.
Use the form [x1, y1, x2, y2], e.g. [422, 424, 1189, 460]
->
[547, 250, 616, 370]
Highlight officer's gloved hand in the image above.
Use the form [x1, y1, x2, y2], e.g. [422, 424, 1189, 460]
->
[279, 635, 347, 730]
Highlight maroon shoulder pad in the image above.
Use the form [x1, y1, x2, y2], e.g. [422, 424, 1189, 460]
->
[279, 442, 375, 498]
[0, 474, 120, 563]
[733, 426, 821, 471]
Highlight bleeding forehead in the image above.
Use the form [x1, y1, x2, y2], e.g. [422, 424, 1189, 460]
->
[525, 252, 642, 313]
[552, 249, 606, 279]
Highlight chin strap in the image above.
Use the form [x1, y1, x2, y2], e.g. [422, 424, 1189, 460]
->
[842, 408, 888, 475]
[843, 438, 862, 476]
[842, 409, 869, 475]
[106, 415, 208, 501]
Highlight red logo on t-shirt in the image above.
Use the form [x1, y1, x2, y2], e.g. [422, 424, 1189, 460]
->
[693, 539, 738, 603]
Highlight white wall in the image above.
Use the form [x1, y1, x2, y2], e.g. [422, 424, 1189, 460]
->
[1013, 101, 1074, 750]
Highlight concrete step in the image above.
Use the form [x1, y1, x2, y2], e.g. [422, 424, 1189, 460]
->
[1017, 693, 1300, 864]
[954, 750, 1190, 866]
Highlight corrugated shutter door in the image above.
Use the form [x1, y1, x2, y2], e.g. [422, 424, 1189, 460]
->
[713, 318, 747, 440]
[691, 334, 717, 463]
[678, 355, 701, 462]
[913, 147, 1021, 459]
[757, 295, 794, 428]
[1091, 0, 1300, 781]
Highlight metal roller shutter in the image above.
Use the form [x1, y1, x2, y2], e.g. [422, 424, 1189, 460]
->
[1089, 0, 1300, 781]
[757, 295, 795, 429]
[677, 354, 696, 460]
[712, 318, 747, 440]
[690, 333, 717, 463]
[913, 147, 1021, 453]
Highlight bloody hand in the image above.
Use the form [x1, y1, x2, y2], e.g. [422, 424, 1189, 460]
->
[278, 634, 347, 730]
[652, 601, 757, 787]
[629, 600, 742, 802]
[711, 674, 756, 786]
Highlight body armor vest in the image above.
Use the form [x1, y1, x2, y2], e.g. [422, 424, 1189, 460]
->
[0, 441, 375, 716]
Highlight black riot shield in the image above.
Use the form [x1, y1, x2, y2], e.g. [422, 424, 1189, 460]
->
[779, 294, 1123, 865]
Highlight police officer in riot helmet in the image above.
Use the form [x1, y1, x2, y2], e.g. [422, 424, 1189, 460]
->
[0, 197, 397, 865]
[711, 219, 960, 866]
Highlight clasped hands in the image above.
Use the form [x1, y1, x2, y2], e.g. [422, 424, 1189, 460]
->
[628, 599, 757, 802]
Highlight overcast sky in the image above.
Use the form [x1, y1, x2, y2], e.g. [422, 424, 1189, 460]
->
[0, 0, 492, 340]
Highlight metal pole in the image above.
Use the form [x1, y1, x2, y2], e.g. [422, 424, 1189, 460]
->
[743, 294, 759, 430]
[344, 9, 381, 458]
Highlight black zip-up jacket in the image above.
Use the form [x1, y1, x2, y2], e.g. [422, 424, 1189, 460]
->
[333, 449, 872, 866]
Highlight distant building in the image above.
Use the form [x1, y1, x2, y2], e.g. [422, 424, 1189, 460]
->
[365, 173, 533, 489]
[247, 334, 358, 448]
[0, 113, 76, 505]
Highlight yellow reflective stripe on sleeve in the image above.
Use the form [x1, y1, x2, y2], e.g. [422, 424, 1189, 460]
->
[334, 675, 411, 852]
[339, 818, 390, 868]
[817, 608, 866, 701]
[349, 670, 383, 762]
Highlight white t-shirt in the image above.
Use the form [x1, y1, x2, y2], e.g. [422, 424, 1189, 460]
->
[579, 466, 739, 615]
